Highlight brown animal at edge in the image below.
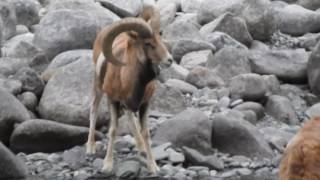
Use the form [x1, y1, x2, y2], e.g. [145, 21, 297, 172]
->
[85, 6, 173, 173]
[279, 116, 320, 180]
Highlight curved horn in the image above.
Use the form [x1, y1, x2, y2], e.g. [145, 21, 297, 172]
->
[100, 17, 153, 66]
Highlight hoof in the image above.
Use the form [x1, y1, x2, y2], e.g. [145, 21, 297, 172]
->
[86, 142, 96, 155]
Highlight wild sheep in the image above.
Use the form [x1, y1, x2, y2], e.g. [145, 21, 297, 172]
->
[85, 6, 173, 173]
[279, 116, 320, 180]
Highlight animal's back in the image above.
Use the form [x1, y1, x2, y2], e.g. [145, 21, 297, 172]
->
[279, 117, 320, 180]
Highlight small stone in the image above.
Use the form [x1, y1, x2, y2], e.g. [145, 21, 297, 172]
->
[152, 142, 172, 161]
[236, 168, 252, 176]
[93, 158, 103, 169]
[198, 169, 210, 177]
[168, 149, 185, 163]
[47, 153, 62, 163]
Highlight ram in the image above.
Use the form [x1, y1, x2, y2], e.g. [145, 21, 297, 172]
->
[279, 116, 320, 180]
[85, 6, 173, 173]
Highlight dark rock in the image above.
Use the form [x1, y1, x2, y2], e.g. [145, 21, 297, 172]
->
[308, 42, 320, 96]
[183, 146, 224, 170]
[153, 108, 212, 154]
[12, 0, 41, 27]
[206, 47, 251, 82]
[34, 0, 119, 60]
[211, 110, 274, 159]
[10, 119, 103, 153]
[0, 88, 30, 144]
[204, 32, 247, 51]
[233, 102, 265, 119]
[38, 53, 109, 127]
[0, 0, 17, 43]
[200, 13, 252, 47]
[249, 49, 309, 83]
[266, 95, 299, 125]
[0, 142, 27, 179]
[14, 67, 44, 96]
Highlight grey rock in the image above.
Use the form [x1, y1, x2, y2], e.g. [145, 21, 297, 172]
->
[12, 0, 41, 27]
[211, 110, 274, 159]
[265, 95, 299, 125]
[2, 33, 40, 60]
[96, 0, 143, 17]
[250, 40, 269, 51]
[152, 142, 171, 161]
[17, 91, 38, 111]
[62, 146, 86, 169]
[183, 146, 224, 170]
[0, 77, 22, 95]
[168, 149, 185, 164]
[275, 4, 320, 36]
[205, 32, 248, 51]
[297, 32, 320, 51]
[249, 49, 309, 83]
[230, 73, 280, 101]
[172, 39, 216, 62]
[0, 88, 30, 144]
[150, 83, 187, 115]
[154, 108, 212, 154]
[197, 0, 245, 24]
[14, 67, 44, 96]
[297, 0, 320, 11]
[16, 25, 29, 35]
[279, 84, 308, 113]
[115, 160, 141, 179]
[0, 142, 27, 179]
[180, 50, 213, 70]
[260, 127, 295, 152]
[185, 66, 225, 89]
[41, 49, 92, 81]
[157, 3, 176, 31]
[165, 79, 197, 94]
[29, 52, 50, 74]
[241, 0, 277, 41]
[305, 102, 320, 118]
[0, 0, 17, 43]
[10, 119, 103, 153]
[159, 63, 189, 82]
[0, 58, 29, 77]
[200, 13, 252, 47]
[34, 0, 119, 60]
[181, 0, 202, 13]
[241, 110, 258, 124]
[38, 53, 109, 127]
[207, 47, 251, 82]
[233, 102, 265, 119]
[308, 42, 320, 96]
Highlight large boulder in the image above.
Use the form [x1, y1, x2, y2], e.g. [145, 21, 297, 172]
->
[275, 5, 320, 36]
[34, 0, 119, 60]
[249, 49, 309, 83]
[308, 42, 320, 96]
[1, 33, 41, 60]
[240, 0, 277, 41]
[150, 82, 187, 115]
[206, 47, 251, 82]
[10, 119, 103, 153]
[12, 0, 41, 27]
[230, 73, 280, 101]
[197, 0, 244, 24]
[0, 0, 17, 43]
[153, 108, 213, 154]
[41, 49, 92, 81]
[211, 110, 274, 159]
[0, 89, 30, 144]
[200, 13, 252, 47]
[265, 95, 299, 125]
[38, 51, 109, 127]
[0, 142, 27, 179]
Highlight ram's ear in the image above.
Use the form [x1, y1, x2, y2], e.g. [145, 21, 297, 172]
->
[127, 31, 139, 40]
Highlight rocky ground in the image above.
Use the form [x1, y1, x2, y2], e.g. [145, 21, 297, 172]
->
[1, 0, 320, 179]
